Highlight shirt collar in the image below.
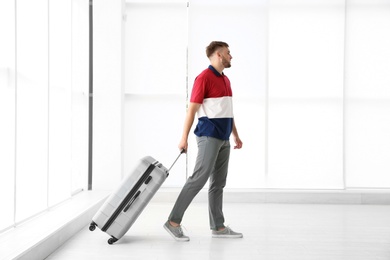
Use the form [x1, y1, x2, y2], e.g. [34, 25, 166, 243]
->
[208, 65, 224, 77]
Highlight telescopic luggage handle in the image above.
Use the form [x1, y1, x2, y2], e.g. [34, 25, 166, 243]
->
[168, 148, 185, 172]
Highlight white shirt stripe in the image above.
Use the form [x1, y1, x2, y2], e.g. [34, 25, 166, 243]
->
[197, 96, 234, 119]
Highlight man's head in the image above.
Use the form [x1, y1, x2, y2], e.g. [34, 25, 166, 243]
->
[206, 41, 232, 69]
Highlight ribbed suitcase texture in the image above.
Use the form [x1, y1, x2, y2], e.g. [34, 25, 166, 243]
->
[89, 156, 169, 244]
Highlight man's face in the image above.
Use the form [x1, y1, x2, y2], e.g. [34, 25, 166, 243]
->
[219, 47, 232, 68]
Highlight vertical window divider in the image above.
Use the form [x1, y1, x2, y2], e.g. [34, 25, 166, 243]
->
[185, 1, 189, 180]
[88, 0, 93, 190]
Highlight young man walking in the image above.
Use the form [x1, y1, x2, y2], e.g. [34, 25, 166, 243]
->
[164, 41, 243, 241]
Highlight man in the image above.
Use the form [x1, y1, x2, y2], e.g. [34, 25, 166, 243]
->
[164, 41, 243, 241]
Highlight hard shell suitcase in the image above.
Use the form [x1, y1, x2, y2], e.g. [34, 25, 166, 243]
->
[89, 152, 183, 244]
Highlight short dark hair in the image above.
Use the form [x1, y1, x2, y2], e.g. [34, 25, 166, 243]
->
[206, 41, 229, 58]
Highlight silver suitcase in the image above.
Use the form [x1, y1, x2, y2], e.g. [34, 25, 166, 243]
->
[89, 152, 183, 244]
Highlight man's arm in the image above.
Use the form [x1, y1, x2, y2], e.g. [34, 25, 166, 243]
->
[178, 102, 201, 152]
[232, 120, 243, 149]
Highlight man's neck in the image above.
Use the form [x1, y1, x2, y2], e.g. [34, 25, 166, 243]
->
[210, 62, 224, 74]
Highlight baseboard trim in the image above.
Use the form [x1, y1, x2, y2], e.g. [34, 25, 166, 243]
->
[153, 188, 390, 205]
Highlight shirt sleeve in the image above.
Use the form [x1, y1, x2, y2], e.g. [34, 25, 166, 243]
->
[190, 75, 207, 104]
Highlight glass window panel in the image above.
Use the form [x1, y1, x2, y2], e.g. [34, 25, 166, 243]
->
[125, 1, 187, 95]
[71, 0, 89, 193]
[48, 0, 73, 206]
[267, 0, 344, 189]
[345, 0, 390, 188]
[267, 100, 344, 188]
[124, 95, 187, 186]
[0, 0, 16, 231]
[15, 0, 49, 221]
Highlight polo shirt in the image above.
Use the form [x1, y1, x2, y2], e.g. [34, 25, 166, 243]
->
[190, 65, 233, 140]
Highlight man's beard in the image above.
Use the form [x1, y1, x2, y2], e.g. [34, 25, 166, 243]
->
[222, 57, 231, 68]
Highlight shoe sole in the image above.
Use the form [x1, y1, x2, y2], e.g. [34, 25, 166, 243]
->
[212, 234, 243, 238]
[163, 224, 190, 242]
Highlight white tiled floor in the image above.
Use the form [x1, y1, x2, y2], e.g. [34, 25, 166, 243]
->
[46, 202, 390, 260]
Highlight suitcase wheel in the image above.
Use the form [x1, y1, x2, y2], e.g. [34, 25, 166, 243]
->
[108, 237, 118, 245]
[89, 222, 97, 231]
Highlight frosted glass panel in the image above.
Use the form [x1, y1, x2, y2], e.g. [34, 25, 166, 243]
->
[124, 1, 188, 186]
[48, 0, 73, 206]
[15, 0, 49, 221]
[267, 100, 343, 188]
[345, 0, 390, 188]
[0, 0, 15, 231]
[124, 95, 187, 186]
[0, 0, 88, 230]
[188, 0, 267, 188]
[267, 0, 344, 188]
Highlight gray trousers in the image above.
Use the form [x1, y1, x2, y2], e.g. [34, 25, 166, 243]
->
[168, 136, 231, 231]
